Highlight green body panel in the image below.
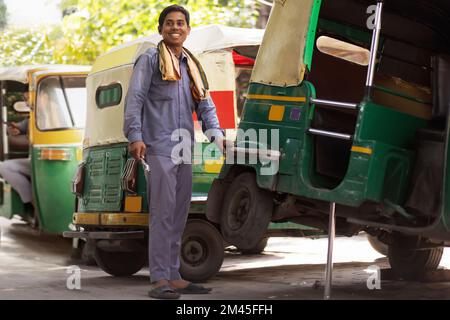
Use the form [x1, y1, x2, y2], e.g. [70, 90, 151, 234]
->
[31, 146, 79, 233]
[79, 144, 127, 212]
[0, 185, 13, 219]
[79, 142, 223, 213]
[317, 18, 375, 47]
[303, 0, 323, 70]
[0, 186, 32, 220]
[221, 81, 426, 209]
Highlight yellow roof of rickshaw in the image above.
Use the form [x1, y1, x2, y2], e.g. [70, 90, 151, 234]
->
[91, 24, 264, 74]
[0, 65, 91, 84]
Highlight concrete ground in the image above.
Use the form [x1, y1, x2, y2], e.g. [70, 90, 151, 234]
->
[2, 216, 450, 300]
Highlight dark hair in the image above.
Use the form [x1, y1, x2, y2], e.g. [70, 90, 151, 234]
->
[158, 5, 190, 33]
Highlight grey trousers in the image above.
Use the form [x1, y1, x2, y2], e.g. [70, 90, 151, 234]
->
[146, 154, 192, 283]
[0, 158, 32, 203]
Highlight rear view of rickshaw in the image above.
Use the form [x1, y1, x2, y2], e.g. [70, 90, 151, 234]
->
[64, 25, 267, 281]
[208, 0, 450, 281]
[0, 65, 89, 233]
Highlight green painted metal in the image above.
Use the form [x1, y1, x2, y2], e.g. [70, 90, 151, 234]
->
[31, 146, 79, 233]
[303, 0, 323, 71]
[79, 142, 222, 213]
[317, 18, 375, 47]
[79, 144, 126, 212]
[221, 80, 425, 210]
[0, 185, 13, 219]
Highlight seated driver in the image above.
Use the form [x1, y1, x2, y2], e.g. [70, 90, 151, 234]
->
[0, 93, 32, 209]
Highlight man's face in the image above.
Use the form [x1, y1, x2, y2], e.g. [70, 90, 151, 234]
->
[160, 11, 190, 48]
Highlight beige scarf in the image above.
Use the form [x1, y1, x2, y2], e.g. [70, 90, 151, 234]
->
[158, 41, 209, 102]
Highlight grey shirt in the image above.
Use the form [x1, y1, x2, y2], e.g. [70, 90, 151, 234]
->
[123, 47, 223, 157]
[17, 118, 29, 135]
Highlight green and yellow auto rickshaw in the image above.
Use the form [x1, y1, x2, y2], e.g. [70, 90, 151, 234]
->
[0, 65, 90, 233]
[208, 0, 450, 285]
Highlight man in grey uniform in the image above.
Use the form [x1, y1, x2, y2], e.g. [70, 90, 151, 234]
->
[123, 5, 225, 299]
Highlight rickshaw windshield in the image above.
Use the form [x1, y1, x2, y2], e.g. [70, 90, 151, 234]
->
[36, 76, 86, 131]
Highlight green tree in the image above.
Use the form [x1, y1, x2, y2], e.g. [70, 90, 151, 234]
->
[0, 0, 7, 29]
[53, 0, 259, 64]
[59, 0, 79, 16]
[0, 27, 62, 66]
[0, 0, 259, 66]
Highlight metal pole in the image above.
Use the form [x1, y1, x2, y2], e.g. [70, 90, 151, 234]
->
[365, 0, 384, 88]
[324, 202, 336, 300]
[1, 83, 8, 159]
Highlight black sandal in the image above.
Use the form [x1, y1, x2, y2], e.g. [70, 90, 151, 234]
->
[175, 283, 212, 294]
[148, 284, 181, 299]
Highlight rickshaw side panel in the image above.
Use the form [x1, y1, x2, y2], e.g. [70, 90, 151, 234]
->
[226, 77, 428, 209]
[31, 146, 80, 233]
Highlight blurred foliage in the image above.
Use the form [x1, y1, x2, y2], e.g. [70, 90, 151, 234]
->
[0, 0, 6, 29]
[0, 27, 63, 66]
[0, 0, 259, 66]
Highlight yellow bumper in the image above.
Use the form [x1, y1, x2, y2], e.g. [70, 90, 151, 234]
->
[73, 212, 149, 226]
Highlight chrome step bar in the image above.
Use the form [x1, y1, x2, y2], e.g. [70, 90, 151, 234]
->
[307, 128, 353, 141]
[310, 98, 358, 110]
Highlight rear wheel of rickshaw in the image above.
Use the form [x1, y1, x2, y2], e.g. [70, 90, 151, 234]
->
[180, 219, 224, 282]
[220, 172, 273, 250]
[94, 240, 146, 277]
[388, 233, 443, 280]
[239, 237, 269, 255]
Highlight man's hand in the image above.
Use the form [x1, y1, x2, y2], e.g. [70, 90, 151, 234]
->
[7, 122, 21, 136]
[128, 141, 146, 160]
[214, 136, 234, 155]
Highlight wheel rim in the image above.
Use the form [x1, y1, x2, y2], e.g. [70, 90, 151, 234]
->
[182, 236, 207, 267]
[228, 188, 251, 231]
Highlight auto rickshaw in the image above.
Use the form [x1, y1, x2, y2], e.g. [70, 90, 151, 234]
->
[0, 65, 90, 233]
[207, 0, 450, 286]
[64, 25, 322, 281]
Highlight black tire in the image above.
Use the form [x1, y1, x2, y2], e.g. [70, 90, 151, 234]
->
[240, 237, 269, 255]
[94, 240, 145, 277]
[388, 234, 443, 280]
[220, 172, 273, 250]
[367, 234, 388, 256]
[180, 219, 224, 282]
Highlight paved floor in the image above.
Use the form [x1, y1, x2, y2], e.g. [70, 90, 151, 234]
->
[2, 216, 450, 300]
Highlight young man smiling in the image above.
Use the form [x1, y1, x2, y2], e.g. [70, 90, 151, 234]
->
[124, 5, 225, 299]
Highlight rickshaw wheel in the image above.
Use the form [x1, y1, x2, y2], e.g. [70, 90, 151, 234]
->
[239, 237, 269, 255]
[180, 219, 224, 282]
[94, 240, 146, 277]
[388, 233, 443, 280]
[220, 172, 273, 250]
